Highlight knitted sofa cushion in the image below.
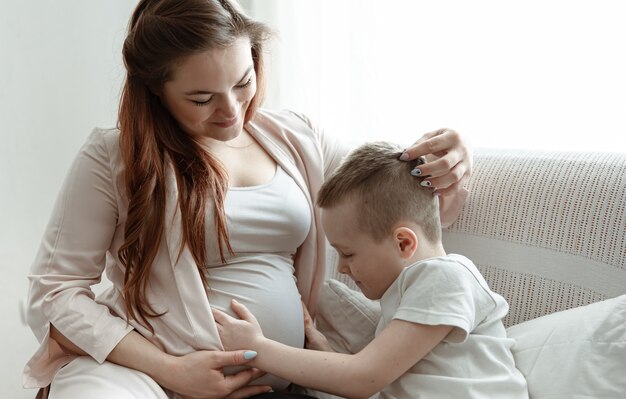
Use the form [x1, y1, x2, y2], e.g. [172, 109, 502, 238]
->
[442, 149, 626, 326]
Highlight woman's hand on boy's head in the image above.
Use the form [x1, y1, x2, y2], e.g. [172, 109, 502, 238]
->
[400, 128, 472, 196]
[212, 299, 264, 351]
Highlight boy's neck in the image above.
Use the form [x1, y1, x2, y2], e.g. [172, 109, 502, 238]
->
[409, 240, 447, 264]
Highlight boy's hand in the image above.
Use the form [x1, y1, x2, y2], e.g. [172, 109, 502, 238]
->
[212, 299, 264, 351]
[302, 302, 333, 352]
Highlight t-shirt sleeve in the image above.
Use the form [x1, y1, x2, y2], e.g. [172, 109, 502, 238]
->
[392, 259, 496, 343]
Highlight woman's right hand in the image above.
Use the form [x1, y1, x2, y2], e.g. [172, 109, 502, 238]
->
[51, 324, 268, 399]
[161, 350, 271, 399]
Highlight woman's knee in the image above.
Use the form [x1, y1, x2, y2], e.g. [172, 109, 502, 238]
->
[48, 356, 169, 399]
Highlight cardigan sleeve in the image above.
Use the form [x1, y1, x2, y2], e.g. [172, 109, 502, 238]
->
[25, 129, 133, 370]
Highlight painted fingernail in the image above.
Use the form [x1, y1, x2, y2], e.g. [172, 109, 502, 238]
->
[420, 180, 432, 187]
[399, 152, 410, 161]
[410, 168, 422, 176]
[244, 350, 258, 360]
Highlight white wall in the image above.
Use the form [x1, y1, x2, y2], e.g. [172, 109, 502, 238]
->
[0, 1, 136, 397]
[246, 0, 626, 153]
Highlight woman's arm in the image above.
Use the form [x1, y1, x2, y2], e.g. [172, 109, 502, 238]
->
[215, 300, 452, 399]
[51, 325, 270, 399]
[31, 131, 268, 398]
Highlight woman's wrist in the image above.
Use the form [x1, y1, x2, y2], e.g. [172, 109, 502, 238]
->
[153, 353, 181, 391]
[107, 330, 175, 388]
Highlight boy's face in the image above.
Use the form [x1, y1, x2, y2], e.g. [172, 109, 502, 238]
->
[322, 200, 405, 300]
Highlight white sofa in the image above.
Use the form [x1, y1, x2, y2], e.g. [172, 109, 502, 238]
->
[317, 148, 626, 398]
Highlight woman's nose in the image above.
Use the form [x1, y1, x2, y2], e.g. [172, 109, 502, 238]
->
[217, 91, 238, 117]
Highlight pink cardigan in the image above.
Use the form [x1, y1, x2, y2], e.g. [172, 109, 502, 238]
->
[23, 109, 467, 389]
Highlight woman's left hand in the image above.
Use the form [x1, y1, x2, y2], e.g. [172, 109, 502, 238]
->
[400, 128, 472, 196]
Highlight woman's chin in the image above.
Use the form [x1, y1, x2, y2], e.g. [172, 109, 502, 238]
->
[193, 124, 242, 142]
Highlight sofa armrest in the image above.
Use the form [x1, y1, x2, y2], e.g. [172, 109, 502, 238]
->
[442, 149, 626, 326]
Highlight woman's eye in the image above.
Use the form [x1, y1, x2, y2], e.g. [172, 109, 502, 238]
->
[236, 77, 253, 89]
[339, 252, 353, 259]
[192, 98, 213, 106]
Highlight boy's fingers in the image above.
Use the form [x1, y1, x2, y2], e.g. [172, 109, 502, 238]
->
[230, 299, 255, 322]
[301, 302, 314, 325]
[211, 307, 230, 324]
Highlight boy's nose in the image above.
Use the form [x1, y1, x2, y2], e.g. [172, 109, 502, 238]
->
[337, 260, 349, 275]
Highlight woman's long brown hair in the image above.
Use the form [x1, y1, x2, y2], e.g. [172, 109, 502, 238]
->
[117, 0, 270, 332]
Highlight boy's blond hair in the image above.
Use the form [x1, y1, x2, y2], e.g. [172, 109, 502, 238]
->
[317, 142, 441, 243]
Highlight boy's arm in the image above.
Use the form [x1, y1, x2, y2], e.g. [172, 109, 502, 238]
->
[215, 300, 452, 399]
[259, 319, 451, 398]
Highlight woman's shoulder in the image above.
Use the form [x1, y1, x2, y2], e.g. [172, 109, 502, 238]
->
[82, 126, 120, 147]
[86, 126, 120, 146]
[77, 126, 123, 167]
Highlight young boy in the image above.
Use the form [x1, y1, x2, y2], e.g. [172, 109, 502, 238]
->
[213, 142, 528, 399]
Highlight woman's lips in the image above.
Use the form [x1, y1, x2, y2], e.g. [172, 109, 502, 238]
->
[212, 117, 238, 128]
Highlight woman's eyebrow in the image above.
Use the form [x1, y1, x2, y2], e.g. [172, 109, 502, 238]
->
[184, 65, 254, 95]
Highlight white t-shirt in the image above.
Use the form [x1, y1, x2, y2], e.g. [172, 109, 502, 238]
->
[376, 254, 528, 399]
[205, 166, 311, 390]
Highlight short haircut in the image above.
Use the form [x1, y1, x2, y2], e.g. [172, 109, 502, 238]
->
[317, 142, 441, 243]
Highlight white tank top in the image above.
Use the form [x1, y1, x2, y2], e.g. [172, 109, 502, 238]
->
[205, 166, 311, 390]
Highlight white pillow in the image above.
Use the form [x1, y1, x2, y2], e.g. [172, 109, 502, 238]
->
[506, 294, 626, 398]
[315, 279, 380, 354]
[303, 280, 381, 399]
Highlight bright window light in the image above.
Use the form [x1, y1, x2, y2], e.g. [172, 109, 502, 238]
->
[245, 0, 626, 152]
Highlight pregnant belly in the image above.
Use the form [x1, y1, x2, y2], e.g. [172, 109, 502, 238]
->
[207, 255, 305, 390]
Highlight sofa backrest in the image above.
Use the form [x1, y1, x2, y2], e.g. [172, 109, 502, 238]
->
[325, 149, 626, 327]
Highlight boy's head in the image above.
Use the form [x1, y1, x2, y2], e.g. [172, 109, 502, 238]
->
[317, 141, 442, 299]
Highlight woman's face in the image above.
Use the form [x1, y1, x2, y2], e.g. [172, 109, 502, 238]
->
[161, 36, 256, 142]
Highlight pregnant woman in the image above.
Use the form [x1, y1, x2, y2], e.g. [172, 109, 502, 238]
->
[23, 0, 472, 398]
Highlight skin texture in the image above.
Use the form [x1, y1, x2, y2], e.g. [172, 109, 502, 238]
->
[321, 201, 411, 300]
[161, 37, 256, 143]
[160, 36, 276, 189]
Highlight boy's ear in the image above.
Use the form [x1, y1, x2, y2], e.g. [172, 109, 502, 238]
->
[393, 227, 418, 259]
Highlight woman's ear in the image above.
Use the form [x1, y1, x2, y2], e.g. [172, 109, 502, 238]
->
[393, 226, 418, 259]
